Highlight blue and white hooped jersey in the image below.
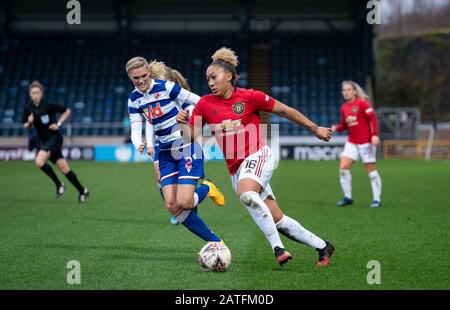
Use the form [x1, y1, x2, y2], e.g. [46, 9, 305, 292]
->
[128, 79, 200, 150]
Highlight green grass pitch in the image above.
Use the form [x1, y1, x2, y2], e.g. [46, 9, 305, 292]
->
[0, 160, 449, 289]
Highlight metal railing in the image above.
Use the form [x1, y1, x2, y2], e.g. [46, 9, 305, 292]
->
[383, 140, 450, 160]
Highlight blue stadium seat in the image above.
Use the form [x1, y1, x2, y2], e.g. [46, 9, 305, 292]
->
[0, 31, 363, 136]
[270, 33, 363, 135]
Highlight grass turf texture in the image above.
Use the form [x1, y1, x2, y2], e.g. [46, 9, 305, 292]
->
[0, 160, 449, 289]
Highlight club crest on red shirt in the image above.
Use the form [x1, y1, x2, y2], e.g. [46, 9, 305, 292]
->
[233, 102, 245, 115]
[352, 106, 359, 113]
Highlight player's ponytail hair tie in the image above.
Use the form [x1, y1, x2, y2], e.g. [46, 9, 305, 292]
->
[211, 47, 240, 86]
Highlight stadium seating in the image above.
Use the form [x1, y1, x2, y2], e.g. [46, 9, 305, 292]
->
[0, 31, 363, 136]
[271, 33, 364, 135]
[0, 31, 247, 136]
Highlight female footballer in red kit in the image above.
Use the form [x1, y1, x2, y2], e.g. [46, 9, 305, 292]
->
[177, 47, 335, 267]
[332, 81, 382, 208]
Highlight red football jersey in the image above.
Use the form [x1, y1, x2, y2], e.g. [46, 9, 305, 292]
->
[335, 97, 378, 144]
[189, 88, 275, 175]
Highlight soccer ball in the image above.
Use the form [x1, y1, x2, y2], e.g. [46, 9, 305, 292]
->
[198, 241, 231, 272]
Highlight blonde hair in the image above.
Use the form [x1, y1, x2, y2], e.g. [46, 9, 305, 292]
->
[148, 60, 167, 79]
[210, 47, 239, 86]
[169, 69, 191, 91]
[148, 60, 191, 91]
[342, 81, 370, 100]
[211, 47, 239, 67]
[125, 57, 149, 74]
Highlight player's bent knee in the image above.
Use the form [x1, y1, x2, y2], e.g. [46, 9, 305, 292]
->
[176, 200, 193, 210]
[340, 163, 351, 170]
[239, 191, 259, 207]
[165, 201, 177, 212]
[240, 191, 271, 218]
[59, 166, 70, 174]
[35, 158, 44, 167]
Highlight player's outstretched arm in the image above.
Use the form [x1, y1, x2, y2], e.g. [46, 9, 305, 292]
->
[271, 100, 332, 142]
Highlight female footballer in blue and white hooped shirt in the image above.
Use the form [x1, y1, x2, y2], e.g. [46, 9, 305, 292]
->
[125, 56, 224, 243]
[145, 60, 204, 225]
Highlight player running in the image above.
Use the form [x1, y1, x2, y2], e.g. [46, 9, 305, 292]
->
[22, 81, 89, 203]
[146, 60, 200, 225]
[125, 56, 225, 243]
[332, 81, 382, 208]
[177, 47, 335, 266]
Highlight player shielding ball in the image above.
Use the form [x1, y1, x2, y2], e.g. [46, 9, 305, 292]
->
[177, 47, 335, 266]
[332, 81, 382, 208]
[22, 81, 89, 202]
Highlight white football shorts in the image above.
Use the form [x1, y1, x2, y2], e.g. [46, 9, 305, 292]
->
[341, 142, 376, 163]
[231, 145, 275, 200]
